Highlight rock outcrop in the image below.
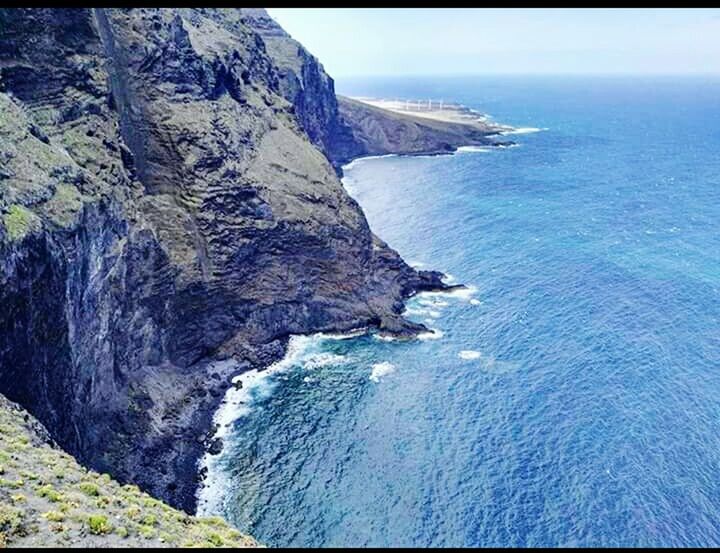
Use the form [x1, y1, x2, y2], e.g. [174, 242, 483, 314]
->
[0, 7, 450, 515]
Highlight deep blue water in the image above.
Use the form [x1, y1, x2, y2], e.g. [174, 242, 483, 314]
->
[199, 76, 720, 547]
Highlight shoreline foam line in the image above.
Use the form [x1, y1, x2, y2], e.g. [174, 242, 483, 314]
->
[499, 126, 548, 135]
[195, 328, 370, 515]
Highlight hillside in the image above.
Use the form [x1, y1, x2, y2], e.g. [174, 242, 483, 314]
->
[0, 395, 258, 547]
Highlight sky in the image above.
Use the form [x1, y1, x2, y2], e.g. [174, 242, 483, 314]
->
[266, 8, 720, 77]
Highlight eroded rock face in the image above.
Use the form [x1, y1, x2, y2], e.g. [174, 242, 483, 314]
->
[234, 9, 505, 173]
[0, 8, 446, 513]
[232, 8, 356, 170]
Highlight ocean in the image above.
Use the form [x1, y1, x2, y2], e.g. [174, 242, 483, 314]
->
[198, 75, 720, 547]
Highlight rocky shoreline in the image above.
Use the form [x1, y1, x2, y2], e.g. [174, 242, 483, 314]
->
[0, 7, 501, 532]
[194, 279, 469, 496]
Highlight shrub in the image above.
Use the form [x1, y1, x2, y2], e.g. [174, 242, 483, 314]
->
[37, 484, 63, 502]
[125, 506, 141, 519]
[78, 482, 100, 496]
[0, 504, 25, 536]
[207, 532, 224, 547]
[42, 511, 65, 523]
[3, 204, 41, 241]
[87, 514, 111, 535]
[0, 478, 23, 489]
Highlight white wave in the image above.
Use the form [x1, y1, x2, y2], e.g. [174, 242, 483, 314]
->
[417, 328, 444, 340]
[459, 350, 482, 360]
[442, 272, 457, 284]
[303, 352, 347, 370]
[418, 298, 449, 308]
[195, 349, 299, 517]
[369, 361, 396, 382]
[405, 306, 441, 319]
[412, 285, 478, 304]
[470, 298, 482, 306]
[211, 335, 313, 439]
[408, 260, 426, 268]
[373, 333, 399, 342]
[341, 153, 397, 171]
[499, 126, 547, 135]
[196, 329, 363, 514]
[318, 327, 370, 340]
[456, 145, 492, 153]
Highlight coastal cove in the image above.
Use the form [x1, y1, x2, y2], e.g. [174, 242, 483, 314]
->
[194, 75, 720, 548]
[3, 9, 720, 550]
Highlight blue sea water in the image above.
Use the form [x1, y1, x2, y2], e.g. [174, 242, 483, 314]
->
[199, 76, 720, 547]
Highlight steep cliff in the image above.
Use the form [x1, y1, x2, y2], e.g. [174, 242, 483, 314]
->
[235, 9, 504, 171]
[0, 7, 449, 515]
[232, 8, 356, 169]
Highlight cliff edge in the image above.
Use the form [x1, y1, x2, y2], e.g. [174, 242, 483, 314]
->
[0, 7, 453, 518]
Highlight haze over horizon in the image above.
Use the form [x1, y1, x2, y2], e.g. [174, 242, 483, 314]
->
[267, 8, 720, 78]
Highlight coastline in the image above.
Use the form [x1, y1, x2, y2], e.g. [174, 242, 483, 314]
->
[190, 105, 534, 536]
[340, 139, 515, 172]
[191, 107, 525, 518]
[193, 143, 490, 523]
[194, 280, 479, 522]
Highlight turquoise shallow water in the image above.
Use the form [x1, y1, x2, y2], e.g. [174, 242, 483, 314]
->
[199, 76, 720, 547]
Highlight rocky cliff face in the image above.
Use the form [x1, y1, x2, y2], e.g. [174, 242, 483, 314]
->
[334, 95, 508, 163]
[234, 10, 504, 171]
[0, 7, 448, 514]
[233, 8, 357, 171]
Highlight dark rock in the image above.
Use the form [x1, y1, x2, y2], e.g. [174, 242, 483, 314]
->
[207, 437, 223, 456]
[0, 7, 463, 517]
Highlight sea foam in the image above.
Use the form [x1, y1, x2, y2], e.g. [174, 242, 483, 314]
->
[499, 126, 548, 135]
[456, 145, 492, 153]
[418, 328, 445, 340]
[369, 361, 396, 382]
[196, 330, 360, 515]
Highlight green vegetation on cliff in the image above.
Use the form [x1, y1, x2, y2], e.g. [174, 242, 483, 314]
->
[2, 205, 41, 242]
[0, 395, 259, 548]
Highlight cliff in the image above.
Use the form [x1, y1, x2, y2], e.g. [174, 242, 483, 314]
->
[235, 9, 505, 171]
[0, 6, 452, 521]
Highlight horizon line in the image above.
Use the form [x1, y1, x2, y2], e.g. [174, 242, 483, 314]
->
[333, 72, 720, 79]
